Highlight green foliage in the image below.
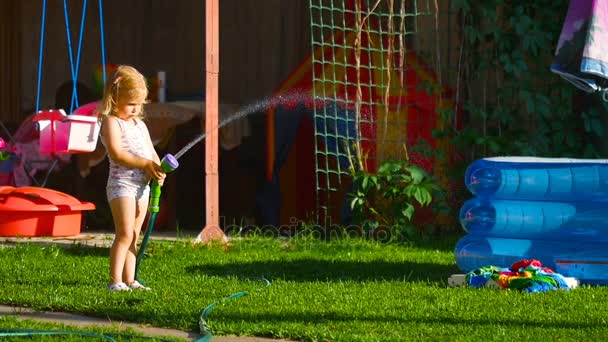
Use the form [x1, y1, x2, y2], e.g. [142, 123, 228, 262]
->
[443, 0, 605, 161]
[349, 160, 441, 238]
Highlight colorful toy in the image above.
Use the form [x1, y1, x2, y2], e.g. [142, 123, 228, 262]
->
[462, 259, 575, 293]
[93, 63, 117, 96]
[0, 138, 9, 161]
[0, 138, 12, 186]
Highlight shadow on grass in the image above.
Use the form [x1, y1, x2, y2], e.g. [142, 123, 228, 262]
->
[60, 245, 109, 257]
[186, 259, 459, 283]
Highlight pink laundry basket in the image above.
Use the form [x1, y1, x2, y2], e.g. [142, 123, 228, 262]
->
[33, 109, 100, 154]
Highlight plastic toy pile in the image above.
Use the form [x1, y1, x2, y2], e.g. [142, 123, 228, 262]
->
[465, 259, 577, 293]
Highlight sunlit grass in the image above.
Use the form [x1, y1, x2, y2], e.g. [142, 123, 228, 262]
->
[1, 235, 607, 341]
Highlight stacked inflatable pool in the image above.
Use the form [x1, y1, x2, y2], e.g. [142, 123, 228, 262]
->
[455, 157, 608, 285]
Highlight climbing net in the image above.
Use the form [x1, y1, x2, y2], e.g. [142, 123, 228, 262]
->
[309, 0, 457, 222]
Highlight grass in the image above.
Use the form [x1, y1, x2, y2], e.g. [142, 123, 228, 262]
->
[1, 234, 608, 341]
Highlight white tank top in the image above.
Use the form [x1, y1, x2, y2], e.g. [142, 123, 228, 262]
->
[101, 116, 153, 184]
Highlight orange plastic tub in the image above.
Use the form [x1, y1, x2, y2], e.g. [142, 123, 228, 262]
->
[0, 186, 95, 237]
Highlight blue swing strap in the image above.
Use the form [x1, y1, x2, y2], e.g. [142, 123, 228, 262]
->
[36, 0, 106, 114]
[99, 0, 107, 85]
[63, 0, 88, 114]
[35, 0, 48, 113]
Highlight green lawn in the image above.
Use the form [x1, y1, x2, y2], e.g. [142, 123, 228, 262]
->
[1, 235, 608, 341]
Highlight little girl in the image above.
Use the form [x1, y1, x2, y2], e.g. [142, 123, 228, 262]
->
[98, 65, 166, 291]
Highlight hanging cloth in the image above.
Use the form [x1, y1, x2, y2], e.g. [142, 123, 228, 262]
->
[551, 0, 608, 94]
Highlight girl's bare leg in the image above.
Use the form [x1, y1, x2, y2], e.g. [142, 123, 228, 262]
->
[123, 194, 150, 284]
[109, 196, 136, 284]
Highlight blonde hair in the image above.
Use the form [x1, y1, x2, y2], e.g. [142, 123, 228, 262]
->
[97, 65, 148, 121]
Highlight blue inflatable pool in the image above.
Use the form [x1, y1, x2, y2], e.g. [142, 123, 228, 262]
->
[456, 157, 608, 284]
[465, 157, 608, 201]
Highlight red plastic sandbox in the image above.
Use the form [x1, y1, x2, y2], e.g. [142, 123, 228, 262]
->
[0, 186, 95, 237]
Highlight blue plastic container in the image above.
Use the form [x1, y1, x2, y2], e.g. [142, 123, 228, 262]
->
[465, 157, 608, 201]
[454, 234, 608, 285]
[459, 197, 608, 241]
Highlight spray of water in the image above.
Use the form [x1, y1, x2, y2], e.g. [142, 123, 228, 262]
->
[174, 91, 313, 160]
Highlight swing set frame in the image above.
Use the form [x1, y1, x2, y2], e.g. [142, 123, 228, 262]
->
[33, 0, 226, 242]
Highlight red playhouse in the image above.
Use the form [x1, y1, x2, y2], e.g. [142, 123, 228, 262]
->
[263, 1, 460, 226]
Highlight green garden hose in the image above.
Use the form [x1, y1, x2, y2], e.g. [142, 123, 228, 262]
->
[196, 277, 271, 342]
[135, 154, 179, 282]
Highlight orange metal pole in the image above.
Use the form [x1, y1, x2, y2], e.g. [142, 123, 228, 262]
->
[197, 0, 227, 243]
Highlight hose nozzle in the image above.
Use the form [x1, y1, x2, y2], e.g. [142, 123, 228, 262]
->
[149, 154, 179, 213]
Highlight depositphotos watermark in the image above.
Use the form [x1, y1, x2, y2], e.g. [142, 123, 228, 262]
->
[218, 216, 416, 245]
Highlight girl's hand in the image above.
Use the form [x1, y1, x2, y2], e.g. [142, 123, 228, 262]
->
[144, 160, 166, 182]
[157, 172, 166, 186]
